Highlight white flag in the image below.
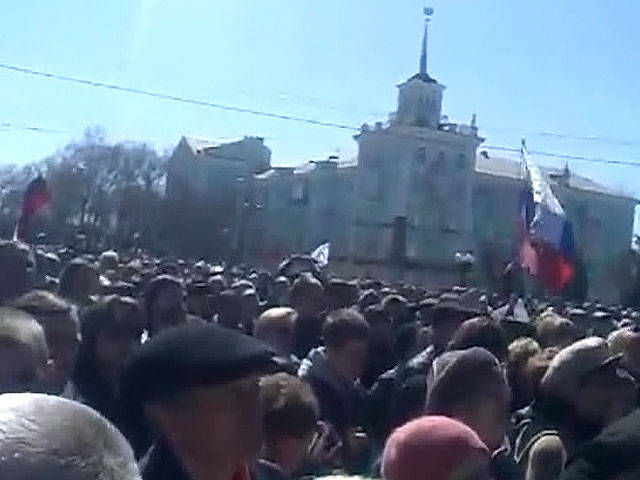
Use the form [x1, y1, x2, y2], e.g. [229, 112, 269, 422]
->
[311, 242, 330, 267]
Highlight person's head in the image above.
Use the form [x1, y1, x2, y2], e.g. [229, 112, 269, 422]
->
[186, 282, 212, 320]
[426, 347, 510, 451]
[449, 317, 509, 363]
[524, 346, 560, 401]
[271, 276, 291, 305]
[430, 303, 476, 351]
[260, 373, 320, 475]
[0, 307, 48, 393]
[74, 296, 143, 395]
[0, 240, 33, 304]
[216, 289, 243, 330]
[358, 289, 381, 312]
[230, 279, 256, 296]
[505, 337, 541, 410]
[59, 257, 100, 306]
[382, 295, 409, 325]
[323, 309, 370, 381]
[417, 298, 439, 325]
[393, 322, 422, 361]
[364, 304, 393, 340]
[145, 275, 186, 336]
[254, 307, 297, 357]
[608, 327, 640, 380]
[11, 290, 79, 394]
[326, 279, 359, 311]
[208, 275, 227, 297]
[290, 274, 325, 319]
[382, 415, 490, 480]
[37, 251, 61, 277]
[122, 323, 274, 480]
[0, 393, 140, 480]
[536, 312, 579, 349]
[240, 289, 260, 334]
[541, 337, 637, 440]
[99, 250, 120, 273]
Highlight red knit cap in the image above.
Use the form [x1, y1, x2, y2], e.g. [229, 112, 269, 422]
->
[382, 416, 490, 480]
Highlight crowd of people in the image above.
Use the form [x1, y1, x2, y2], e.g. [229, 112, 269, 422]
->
[0, 239, 640, 480]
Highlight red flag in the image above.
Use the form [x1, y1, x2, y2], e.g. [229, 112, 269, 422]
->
[13, 176, 51, 241]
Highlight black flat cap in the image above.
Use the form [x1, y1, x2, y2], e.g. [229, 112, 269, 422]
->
[122, 323, 274, 404]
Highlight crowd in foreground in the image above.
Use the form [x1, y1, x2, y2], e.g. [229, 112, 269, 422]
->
[0, 241, 640, 480]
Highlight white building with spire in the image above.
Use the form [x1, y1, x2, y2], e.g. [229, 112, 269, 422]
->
[351, 9, 482, 282]
[166, 10, 637, 300]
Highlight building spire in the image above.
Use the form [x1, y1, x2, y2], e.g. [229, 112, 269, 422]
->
[420, 7, 434, 76]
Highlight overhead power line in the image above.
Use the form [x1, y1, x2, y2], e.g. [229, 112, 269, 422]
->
[0, 64, 356, 131]
[2, 63, 640, 168]
[0, 122, 69, 134]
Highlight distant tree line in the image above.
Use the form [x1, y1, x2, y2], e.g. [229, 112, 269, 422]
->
[0, 127, 173, 253]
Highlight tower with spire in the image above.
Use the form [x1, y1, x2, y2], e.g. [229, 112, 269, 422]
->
[351, 8, 482, 273]
[393, 7, 445, 129]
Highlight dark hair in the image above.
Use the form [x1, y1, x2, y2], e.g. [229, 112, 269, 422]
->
[216, 290, 242, 329]
[363, 304, 389, 326]
[536, 314, 578, 348]
[144, 275, 183, 320]
[289, 273, 324, 308]
[449, 317, 509, 362]
[73, 296, 143, 404]
[322, 308, 370, 349]
[11, 290, 72, 317]
[260, 373, 319, 440]
[427, 349, 506, 415]
[59, 258, 99, 302]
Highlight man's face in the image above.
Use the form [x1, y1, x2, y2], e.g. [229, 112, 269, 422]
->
[575, 362, 637, 430]
[43, 314, 80, 391]
[332, 340, 368, 381]
[461, 382, 510, 451]
[152, 374, 264, 467]
[621, 334, 640, 377]
[150, 285, 186, 334]
[95, 324, 141, 374]
[0, 341, 45, 393]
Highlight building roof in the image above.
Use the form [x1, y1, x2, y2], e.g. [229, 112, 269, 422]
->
[182, 135, 263, 156]
[475, 152, 635, 201]
[407, 72, 438, 84]
[255, 157, 357, 180]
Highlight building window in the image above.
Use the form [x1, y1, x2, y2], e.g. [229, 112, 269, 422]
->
[431, 151, 445, 174]
[361, 168, 382, 201]
[414, 147, 427, 166]
[457, 153, 466, 170]
[290, 181, 307, 204]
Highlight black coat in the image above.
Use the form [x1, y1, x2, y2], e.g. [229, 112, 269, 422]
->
[140, 442, 192, 480]
[298, 347, 362, 440]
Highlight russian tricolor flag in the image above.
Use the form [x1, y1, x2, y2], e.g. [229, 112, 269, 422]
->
[518, 140, 575, 293]
[13, 176, 51, 242]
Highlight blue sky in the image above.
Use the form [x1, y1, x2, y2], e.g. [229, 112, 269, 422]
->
[1, 0, 640, 204]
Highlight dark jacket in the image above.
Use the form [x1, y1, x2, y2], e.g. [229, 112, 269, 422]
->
[363, 346, 436, 445]
[251, 460, 289, 480]
[298, 347, 362, 439]
[140, 441, 192, 480]
[561, 409, 640, 480]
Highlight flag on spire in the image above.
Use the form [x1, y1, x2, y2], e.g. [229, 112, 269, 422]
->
[518, 141, 575, 292]
[13, 176, 51, 241]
